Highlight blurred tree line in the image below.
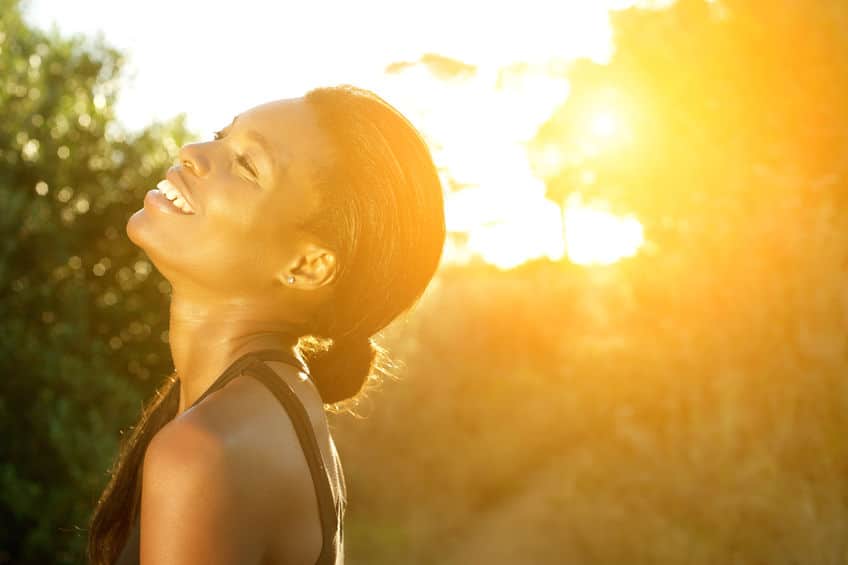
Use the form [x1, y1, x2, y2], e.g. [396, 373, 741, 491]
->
[0, 0, 192, 562]
[2, 0, 848, 563]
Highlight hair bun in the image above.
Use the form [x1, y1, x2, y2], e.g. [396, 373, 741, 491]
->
[304, 333, 378, 404]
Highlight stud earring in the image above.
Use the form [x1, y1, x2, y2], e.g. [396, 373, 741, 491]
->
[286, 275, 296, 285]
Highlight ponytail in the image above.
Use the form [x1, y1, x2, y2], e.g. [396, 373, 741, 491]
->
[299, 332, 389, 405]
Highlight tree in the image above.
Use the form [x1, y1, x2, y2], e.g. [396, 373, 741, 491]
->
[529, 0, 848, 375]
[533, 0, 848, 263]
[0, 1, 194, 561]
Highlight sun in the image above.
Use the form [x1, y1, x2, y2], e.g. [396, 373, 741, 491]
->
[590, 111, 618, 138]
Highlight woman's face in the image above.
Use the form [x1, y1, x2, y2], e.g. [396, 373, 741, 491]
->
[127, 97, 334, 297]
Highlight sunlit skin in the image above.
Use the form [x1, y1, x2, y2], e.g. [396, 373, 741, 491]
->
[125, 97, 341, 564]
[127, 97, 337, 415]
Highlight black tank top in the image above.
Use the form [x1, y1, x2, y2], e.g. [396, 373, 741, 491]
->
[114, 348, 346, 565]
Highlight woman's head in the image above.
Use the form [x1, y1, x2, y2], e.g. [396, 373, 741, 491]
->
[127, 96, 339, 315]
[126, 84, 446, 403]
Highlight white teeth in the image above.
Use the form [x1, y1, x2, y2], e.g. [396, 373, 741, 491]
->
[155, 179, 195, 214]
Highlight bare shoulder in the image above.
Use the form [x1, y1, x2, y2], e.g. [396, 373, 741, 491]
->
[140, 417, 270, 564]
[141, 379, 323, 563]
[156, 370, 318, 487]
[152, 369, 321, 507]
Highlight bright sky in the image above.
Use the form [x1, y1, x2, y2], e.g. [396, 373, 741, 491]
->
[23, 0, 650, 269]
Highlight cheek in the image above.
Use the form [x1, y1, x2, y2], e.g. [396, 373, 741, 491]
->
[200, 176, 278, 242]
[162, 229, 272, 294]
[204, 186, 257, 229]
[195, 203, 265, 263]
[190, 180, 308, 281]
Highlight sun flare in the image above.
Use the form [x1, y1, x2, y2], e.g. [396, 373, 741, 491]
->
[590, 111, 618, 138]
[563, 192, 645, 266]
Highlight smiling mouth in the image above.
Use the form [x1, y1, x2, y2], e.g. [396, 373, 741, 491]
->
[154, 179, 196, 214]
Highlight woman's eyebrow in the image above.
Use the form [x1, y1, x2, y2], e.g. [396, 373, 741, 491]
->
[227, 115, 289, 174]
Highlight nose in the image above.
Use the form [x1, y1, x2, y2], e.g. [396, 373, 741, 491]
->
[177, 143, 210, 177]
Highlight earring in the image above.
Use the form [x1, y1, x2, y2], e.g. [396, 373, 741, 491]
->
[286, 275, 295, 285]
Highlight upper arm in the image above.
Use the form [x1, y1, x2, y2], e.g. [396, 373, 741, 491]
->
[139, 421, 267, 565]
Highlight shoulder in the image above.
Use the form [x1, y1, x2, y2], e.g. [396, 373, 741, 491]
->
[146, 373, 314, 498]
[144, 415, 231, 480]
[139, 376, 317, 563]
[142, 420, 243, 531]
[140, 418, 268, 563]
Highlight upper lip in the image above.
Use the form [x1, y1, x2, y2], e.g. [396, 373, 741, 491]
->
[166, 168, 197, 213]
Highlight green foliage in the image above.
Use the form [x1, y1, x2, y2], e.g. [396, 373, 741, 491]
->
[0, 0, 194, 562]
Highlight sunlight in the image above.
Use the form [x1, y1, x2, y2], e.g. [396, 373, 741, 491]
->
[24, 0, 653, 271]
[452, 185, 565, 270]
[365, 2, 650, 270]
[377, 62, 571, 270]
[590, 111, 618, 138]
[563, 192, 644, 265]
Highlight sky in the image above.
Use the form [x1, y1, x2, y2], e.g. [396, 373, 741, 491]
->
[22, 0, 652, 268]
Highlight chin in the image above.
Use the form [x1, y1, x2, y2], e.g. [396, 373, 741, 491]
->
[125, 209, 175, 278]
[126, 208, 154, 250]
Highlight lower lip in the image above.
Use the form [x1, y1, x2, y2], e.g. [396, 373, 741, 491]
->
[144, 189, 195, 216]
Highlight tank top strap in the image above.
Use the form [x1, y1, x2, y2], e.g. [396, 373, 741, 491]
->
[236, 353, 341, 564]
[249, 348, 312, 381]
[188, 348, 340, 563]
[187, 347, 306, 411]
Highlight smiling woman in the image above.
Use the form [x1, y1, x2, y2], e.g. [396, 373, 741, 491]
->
[87, 84, 446, 565]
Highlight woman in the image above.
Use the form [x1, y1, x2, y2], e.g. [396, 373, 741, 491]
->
[86, 84, 446, 565]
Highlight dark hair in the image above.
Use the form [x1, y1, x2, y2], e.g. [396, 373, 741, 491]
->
[86, 84, 446, 564]
[297, 84, 446, 404]
[87, 374, 180, 565]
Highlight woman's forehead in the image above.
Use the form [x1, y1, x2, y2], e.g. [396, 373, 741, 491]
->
[236, 97, 332, 171]
[238, 98, 313, 142]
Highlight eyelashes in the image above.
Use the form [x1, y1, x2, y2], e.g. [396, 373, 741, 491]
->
[211, 129, 258, 177]
[235, 154, 257, 177]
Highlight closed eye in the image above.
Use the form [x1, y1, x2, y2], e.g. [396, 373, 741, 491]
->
[212, 129, 258, 178]
[236, 154, 258, 177]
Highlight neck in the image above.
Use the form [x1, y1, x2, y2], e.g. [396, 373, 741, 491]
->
[168, 286, 303, 415]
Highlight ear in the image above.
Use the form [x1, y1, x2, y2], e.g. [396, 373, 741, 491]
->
[278, 243, 337, 290]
